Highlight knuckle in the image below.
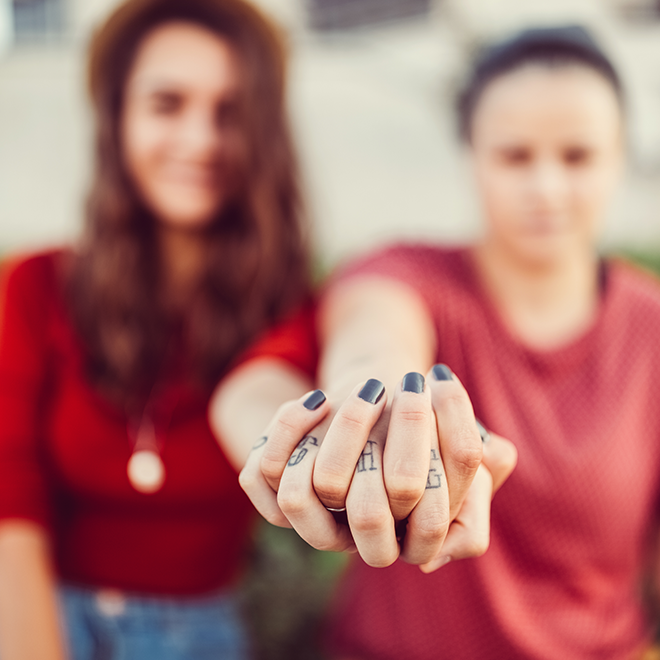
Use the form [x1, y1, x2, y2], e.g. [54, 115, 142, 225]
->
[433, 386, 467, 408]
[349, 507, 392, 534]
[450, 438, 483, 475]
[260, 454, 285, 483]
[415, 505, 450, 541]
[395, 408, 429, 425]
[415, 520, 447, 546]
[273, 411, 303, 437]
[277, 488, 308, 517]
[238, 469, 256, 494]
[335, 409, 369, 435]
[387, 480, 425, 507]
[464, 533, 490, 558]
[313, 472, 347, 507]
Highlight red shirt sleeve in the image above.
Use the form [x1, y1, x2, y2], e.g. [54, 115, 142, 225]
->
[235, 301, 318, 379]
[0, 254, 55, 528]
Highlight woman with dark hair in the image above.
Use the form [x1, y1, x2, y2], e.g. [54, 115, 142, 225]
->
[0, 0, 316, 658]
[229, 25, 660, 659]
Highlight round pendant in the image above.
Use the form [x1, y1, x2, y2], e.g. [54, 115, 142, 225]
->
[127, 450, 165, 494]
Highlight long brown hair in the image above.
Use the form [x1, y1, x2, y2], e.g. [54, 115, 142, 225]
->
[69, 0, 310, 400]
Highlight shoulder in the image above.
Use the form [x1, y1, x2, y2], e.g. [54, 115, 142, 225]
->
[608, 258, 660, 316]
[0, 248, 69, 323]
[1, 248, 66, 292]
[337, 242, 468, 286]
[604, 259, 660, 353]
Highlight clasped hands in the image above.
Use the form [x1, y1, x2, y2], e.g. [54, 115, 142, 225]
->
[240, 364, 517, 572]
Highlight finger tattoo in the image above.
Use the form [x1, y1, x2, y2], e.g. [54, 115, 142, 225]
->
[357, 440, 378, 473]
[252, 436, 268, 450]
[426, 448, 443, 489]
[287, 435, 319, 467]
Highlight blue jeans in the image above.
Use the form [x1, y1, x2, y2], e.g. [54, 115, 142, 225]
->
[58, 584, 251, 660]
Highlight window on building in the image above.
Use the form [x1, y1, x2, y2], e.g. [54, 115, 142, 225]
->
[613, 0, 660, 21]
[306, 0, 432, 31]
[12, 0, 67, 43]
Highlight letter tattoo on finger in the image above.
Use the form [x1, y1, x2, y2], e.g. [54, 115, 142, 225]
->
[252, 436, 268, 450]
[287, 435, 319, 467]
[357, 440, 378, 473]
[426, 448, 443, 489]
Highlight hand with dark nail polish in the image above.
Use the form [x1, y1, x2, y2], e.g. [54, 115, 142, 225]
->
[358, 379, 385, 404]
[303, 389, 326, 411]
[432, 364, 453, 381]
[402, 372, 425, 394]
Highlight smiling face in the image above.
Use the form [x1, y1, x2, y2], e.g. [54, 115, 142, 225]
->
[121, 21, 247, 230]
[470, 64, 624, 267]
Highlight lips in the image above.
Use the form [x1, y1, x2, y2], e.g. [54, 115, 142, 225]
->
[521, 213, 569, 234]
[159, 162, 222, 189]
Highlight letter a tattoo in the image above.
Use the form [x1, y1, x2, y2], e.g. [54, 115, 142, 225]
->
[357, 441, 378, 473]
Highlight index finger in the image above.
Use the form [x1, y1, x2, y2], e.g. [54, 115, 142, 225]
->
[428, 364, 483, 521]
[260, 389, 331, 491]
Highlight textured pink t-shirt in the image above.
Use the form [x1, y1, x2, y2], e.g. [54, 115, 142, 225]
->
[327, 245, 660, 660]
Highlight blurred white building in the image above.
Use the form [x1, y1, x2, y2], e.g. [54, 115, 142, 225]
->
[2, 0, 660, 262]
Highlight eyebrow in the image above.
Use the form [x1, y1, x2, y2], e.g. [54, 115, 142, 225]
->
[129, 77, 242, 102]
[129, 77, 190, 93]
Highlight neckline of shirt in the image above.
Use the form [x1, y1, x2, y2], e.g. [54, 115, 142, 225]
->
[455, 246, 618, 371]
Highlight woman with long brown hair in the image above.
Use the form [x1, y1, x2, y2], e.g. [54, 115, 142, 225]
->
[0, 0, 315, 657]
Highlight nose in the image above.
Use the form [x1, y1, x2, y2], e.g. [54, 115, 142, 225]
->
[176, 106, 223, 162]
[527, 156, 569, 208]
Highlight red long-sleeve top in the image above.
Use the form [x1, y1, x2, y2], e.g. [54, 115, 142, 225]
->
[0, 250, 317, 595]
[328, 244, 660, 660]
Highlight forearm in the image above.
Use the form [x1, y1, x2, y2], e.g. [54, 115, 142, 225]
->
[319, 277, 437, 402]
[209, 357, 313, 470]
[0, 520, 66, 660]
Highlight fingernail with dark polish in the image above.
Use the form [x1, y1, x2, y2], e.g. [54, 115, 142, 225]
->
[432, 364, 453, 381]
[303, 389, 326, 411]
[358, 378, 385, 405]
[476, 418, 490, 444]
[402, 372, 424, 394]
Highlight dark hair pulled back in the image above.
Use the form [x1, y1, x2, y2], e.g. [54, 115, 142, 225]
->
[457, 25, 624, 143]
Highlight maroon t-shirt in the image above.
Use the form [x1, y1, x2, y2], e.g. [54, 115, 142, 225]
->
[327, 244, 660, 660]
[0, 250, 317, 595]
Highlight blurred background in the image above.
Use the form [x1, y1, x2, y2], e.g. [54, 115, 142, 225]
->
[2, 2, 660, 658]
[2, 0, 660, 267]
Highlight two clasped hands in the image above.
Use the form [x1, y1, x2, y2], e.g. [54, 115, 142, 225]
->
[240, 364, 517, 572]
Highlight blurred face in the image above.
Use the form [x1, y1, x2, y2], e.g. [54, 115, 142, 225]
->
[470, 65, 624, 266]
[121, 21, 247, 229]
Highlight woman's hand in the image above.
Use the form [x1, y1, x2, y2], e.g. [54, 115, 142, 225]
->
[239, 366, 517, 568]
[419, 431, 517, 572]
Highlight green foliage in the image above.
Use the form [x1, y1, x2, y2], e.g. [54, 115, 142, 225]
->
[617, 250, 660, 277]
[240, 521, 350, 660]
